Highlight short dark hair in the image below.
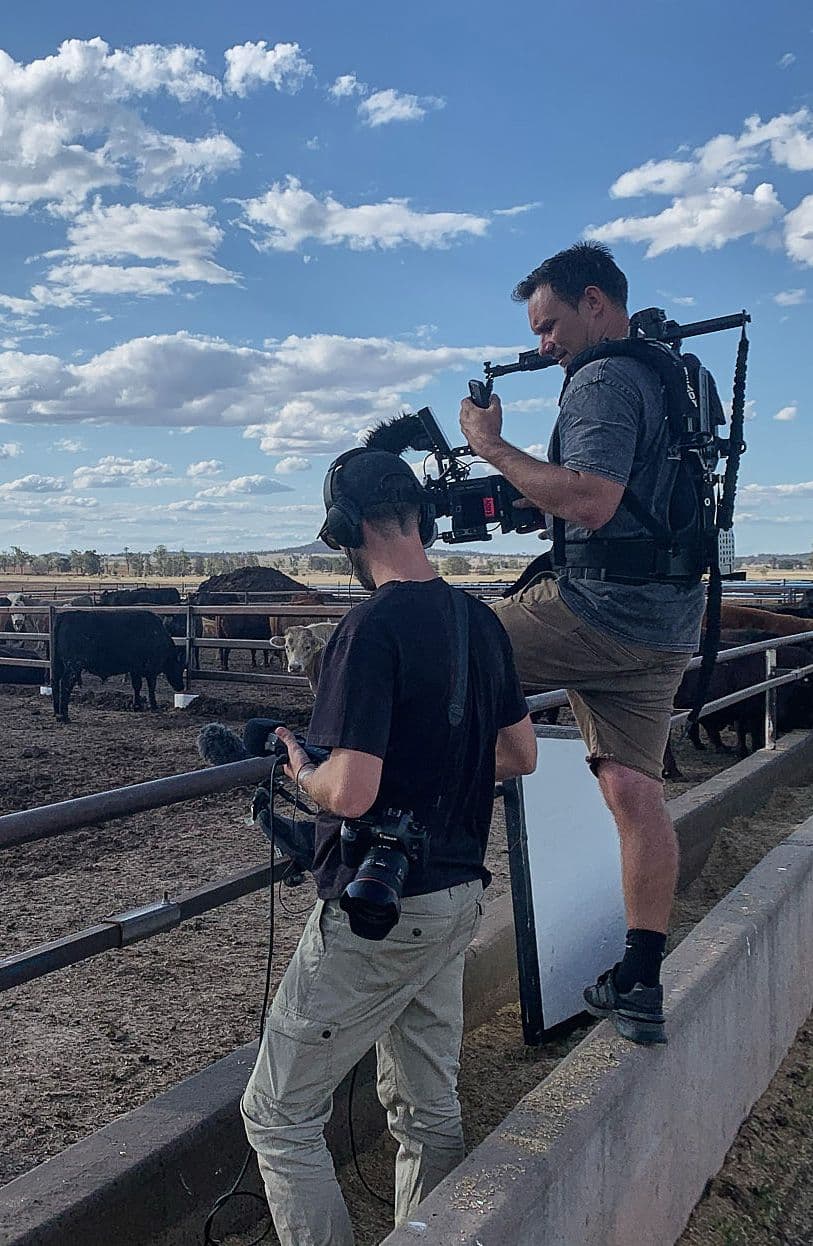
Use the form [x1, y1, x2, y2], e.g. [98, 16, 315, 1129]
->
[362, 500, 421, 537]
[512, 241, 628, 310]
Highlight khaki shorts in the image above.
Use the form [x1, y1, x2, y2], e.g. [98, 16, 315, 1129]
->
[493, 577, 691, 783]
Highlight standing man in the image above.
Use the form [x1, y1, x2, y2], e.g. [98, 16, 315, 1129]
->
[459, 241, 706, 1046]
[241, 447, 537, 1246]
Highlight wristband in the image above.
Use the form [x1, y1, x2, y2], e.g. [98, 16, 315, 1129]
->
[296, 762, 317, 787]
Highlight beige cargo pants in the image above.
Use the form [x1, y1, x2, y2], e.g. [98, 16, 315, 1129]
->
[241, 879, 484, 1246]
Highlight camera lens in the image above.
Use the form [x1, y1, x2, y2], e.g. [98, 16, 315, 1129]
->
[340, 845, 409, 940]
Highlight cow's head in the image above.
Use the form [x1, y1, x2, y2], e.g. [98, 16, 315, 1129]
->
[163, 644, 188, 692]
[270, 625, 327, 674]
[8, 595, 27, 632]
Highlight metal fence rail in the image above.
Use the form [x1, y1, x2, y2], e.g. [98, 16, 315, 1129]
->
[0, 861, 284, 992]
[0, 755, 279, 850]
[0, 600, 350, 687]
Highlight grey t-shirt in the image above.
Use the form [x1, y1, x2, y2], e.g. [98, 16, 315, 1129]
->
[549, 355, 705, 653]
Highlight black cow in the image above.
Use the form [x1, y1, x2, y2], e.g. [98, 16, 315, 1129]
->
[98, 587, 185, 636]
[675, 631, 813, 758]
[0, 644, 42, 685]
[51, 610, 186, 722]
[191, 591, 271, 670]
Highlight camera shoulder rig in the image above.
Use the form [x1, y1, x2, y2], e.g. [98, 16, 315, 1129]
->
[547, 320, 748, 588]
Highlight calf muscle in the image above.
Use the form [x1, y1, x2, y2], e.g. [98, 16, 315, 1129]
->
[596, 760, 678, 933]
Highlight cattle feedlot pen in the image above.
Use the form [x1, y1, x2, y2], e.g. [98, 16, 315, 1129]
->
[0, 601, 349, 692]
[0, 629, 809, 993]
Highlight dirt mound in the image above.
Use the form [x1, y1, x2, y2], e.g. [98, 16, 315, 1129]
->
[196, 566, 305, 596]
[186, 692, 311, 730]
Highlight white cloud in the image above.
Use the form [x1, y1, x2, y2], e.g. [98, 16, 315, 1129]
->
[54, 438, 84, 452]
[128, 132, 240, 199]
[0, 440, 22, 457]
[223, 41, 313, 97]
[166, 498, 250, 514]
[735, 511, 801, 524]
[328, 73, 366, 99]
[522, 444, 547, 459]
[779, 53, 796, 68]
[186, 458, 223, 477]
[773, 404, 798, 422]
[0, 331, 525, 452]
[502, 396, 558, 413]
[72, 455, 171, 488]
[0, 473, 65, 492]
[196, 474, 293, 497]
[236, 176, 489, 251]
[51, 494, 98, 509]
[609, 110, 813, 201]
[740, 480, 813, 502]
[672, 295, 696, 306]
[784, 196, 813, 266]
[358, 88, 444, 127]
[275, 455, 311, 473]
[610, 159, 696, 199]
[587, 183, 783, 257]
[596, 110, 813, 261]
[0, 38, 238, 216]
[493, 202, 542, 217]
[723, 398, 758, 423]
[774, 288, 807, 305]
[42, 200, 236, 300]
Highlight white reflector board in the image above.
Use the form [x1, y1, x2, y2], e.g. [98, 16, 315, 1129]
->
[510, 731, 625, 1033]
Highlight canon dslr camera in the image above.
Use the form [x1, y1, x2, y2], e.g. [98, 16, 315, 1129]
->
[339, 809, 429, 940]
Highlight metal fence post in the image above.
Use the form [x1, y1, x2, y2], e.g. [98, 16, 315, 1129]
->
[46, 603, 57, 691]
[184, 603, 193, 690]
[764, 647, 777, 750]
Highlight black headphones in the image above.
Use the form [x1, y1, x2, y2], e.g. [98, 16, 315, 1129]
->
[321, 447, 436, 550]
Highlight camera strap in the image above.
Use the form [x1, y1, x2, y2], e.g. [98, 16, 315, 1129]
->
[447, 585, 470, 728]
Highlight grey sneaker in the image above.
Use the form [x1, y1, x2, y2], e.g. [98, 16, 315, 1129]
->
[583, 965, 667, 1045]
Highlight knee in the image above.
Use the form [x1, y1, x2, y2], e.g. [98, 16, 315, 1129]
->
[597, 761, 664, 821]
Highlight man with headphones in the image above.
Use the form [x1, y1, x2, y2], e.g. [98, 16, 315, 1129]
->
[241, 447, 536, 1246]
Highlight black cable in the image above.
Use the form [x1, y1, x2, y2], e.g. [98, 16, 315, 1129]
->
[685, 322, 749, 735]
[347, 1062, 392, 1208]
[202, 759, 283, 1246]
[276, 875, 316, 916]
[719, 322, 749, 530]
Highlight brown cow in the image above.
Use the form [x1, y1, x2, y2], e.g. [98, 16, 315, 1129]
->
[211, 590, 333, 671]
[719, 603, 813, 636]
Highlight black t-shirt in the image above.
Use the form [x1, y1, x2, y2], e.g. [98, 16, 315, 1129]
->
[306, 578, 528, 900]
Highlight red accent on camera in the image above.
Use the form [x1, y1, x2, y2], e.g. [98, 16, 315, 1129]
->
[482, 497, 496, 518]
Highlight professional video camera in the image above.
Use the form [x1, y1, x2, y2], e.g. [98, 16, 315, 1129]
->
[339, 809, 429, 940]
[365, 306, 750, 551]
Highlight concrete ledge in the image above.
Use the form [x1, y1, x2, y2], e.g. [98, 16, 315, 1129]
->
[3, 733, 813, 1246]
[381, 822, 813, 1245]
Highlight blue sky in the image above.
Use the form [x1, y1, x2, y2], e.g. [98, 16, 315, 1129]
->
[0, 0, 810, 555]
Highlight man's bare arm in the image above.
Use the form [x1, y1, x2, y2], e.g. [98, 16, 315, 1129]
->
[274, 728, 382, 818]
[495, 714, 537, 781]
[460, 395, 624, 531]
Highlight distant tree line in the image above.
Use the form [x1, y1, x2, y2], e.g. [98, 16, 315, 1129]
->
[0, 545, 534, 579]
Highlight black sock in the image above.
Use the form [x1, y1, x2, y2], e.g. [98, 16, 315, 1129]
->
[614, 929, 666, 992]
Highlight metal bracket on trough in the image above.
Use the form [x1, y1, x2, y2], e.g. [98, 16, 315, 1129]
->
[103, 896, 181, 946]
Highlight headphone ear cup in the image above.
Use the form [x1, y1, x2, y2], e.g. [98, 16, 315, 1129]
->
[325, 498, 363, 549]
[419, 501, 436, 546]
